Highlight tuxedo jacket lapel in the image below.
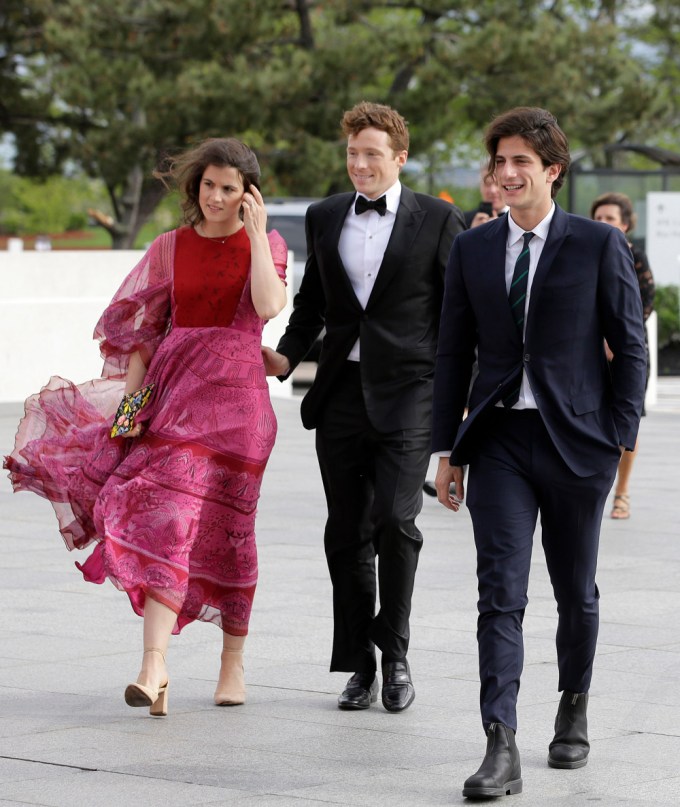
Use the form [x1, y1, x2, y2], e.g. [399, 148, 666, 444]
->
[319, 194, 364, 311]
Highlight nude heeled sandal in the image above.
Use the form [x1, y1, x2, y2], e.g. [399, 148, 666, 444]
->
[214, 648, 246, 706]
[124, 647, 170, 716]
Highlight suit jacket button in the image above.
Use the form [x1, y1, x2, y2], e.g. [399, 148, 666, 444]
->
[524, 353, 530, 362]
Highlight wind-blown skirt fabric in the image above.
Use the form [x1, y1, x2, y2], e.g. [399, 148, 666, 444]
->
[6, 326, 277, 635]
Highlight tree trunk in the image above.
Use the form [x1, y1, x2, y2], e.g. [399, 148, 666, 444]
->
[92, 162, 167, 249]
[109, 177, 167, 250]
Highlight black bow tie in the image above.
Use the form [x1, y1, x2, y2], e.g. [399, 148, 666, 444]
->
[355, 195, 387, 216]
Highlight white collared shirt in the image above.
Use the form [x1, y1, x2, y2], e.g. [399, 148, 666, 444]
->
[503, 202, 556, 408]
[339, 180, 401, 361]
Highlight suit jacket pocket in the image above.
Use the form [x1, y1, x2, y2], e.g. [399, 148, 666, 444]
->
[571, 389, 604, 415]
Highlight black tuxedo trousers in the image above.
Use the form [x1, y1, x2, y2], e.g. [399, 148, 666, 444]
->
[315, 362, 431, 671]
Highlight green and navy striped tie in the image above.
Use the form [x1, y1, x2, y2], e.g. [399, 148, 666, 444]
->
[503, 231, 534, 408]
[509, 231, 534, 334]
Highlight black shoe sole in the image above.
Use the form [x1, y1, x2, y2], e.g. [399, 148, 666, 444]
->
[462, 778, 523, 798]
[547, 755, 588, 769]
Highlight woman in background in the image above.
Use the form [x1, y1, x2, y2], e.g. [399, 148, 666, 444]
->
[4, 138, 287, 714]
[591, 191, 655, 520]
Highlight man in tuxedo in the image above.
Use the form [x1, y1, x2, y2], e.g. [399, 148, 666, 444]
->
[432, 107, 646, 797]
[263, 101, 465, 712]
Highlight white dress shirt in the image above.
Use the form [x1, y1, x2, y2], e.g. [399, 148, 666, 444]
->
[502, 203, 555, 409]
[339, 181, 401, 361]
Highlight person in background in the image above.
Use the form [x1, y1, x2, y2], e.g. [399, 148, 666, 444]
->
[590, 191, 655, 520]
[432, 107, 646, 798]
[464, 170, 509, 228]
[4, 138, 288, 716]
[263, 101, 465, 713]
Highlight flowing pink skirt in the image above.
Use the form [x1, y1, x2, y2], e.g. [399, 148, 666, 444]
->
[5, 326, 277, 635]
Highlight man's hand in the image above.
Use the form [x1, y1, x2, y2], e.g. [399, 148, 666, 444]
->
[262, 346, 291, 377]
[435, 456, 465, 511]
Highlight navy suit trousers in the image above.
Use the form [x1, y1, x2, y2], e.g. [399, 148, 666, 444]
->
[466, 408, 618, 732]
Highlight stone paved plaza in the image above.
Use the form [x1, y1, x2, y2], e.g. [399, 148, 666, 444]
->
[1, 380, 679, 806]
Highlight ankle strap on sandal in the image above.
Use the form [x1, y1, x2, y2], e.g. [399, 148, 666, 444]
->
[143, 647, 166, 661]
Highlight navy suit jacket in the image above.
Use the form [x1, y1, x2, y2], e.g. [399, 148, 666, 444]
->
[431, 205, 647, 477]
[278, 186, 465, 432]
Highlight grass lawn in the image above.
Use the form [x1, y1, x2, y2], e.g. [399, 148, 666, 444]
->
[1, 222, 164, 250]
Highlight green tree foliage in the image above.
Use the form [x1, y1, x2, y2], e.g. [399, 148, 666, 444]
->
[0, 0, 670, 247]
[0, 169, 107, 234]
[632, 0, 680, 150]
[2, 5, 67, 169]
[655, 285, 680, 348]
[450, 2, 660, 150]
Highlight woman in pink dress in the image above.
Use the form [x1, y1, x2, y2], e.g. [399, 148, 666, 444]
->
[4, 138, 288, 716]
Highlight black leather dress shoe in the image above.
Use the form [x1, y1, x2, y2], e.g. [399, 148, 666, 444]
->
[462, 722, 522, 798]
[381, 660, 415, 712]
[337, 673, 379, 710]
[548, 691, 590, 769]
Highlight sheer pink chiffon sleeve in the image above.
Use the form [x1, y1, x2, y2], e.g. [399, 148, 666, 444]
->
[268, 229, 288, 284]
[94, 230, 174, 378]
[3, 231, 175, 553]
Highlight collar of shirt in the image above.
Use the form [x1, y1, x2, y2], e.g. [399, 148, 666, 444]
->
[353, 180, 402, 216]
[506, 202, 555, 248]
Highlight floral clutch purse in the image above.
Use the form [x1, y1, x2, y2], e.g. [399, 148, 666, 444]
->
[110, 383, 155, 438]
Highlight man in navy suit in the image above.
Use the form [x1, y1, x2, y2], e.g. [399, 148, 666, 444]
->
[431, 107, 646, 798]
[264, 102, 465, 713]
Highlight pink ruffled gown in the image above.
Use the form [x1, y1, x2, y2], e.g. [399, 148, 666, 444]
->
[4, 226, 287, 636]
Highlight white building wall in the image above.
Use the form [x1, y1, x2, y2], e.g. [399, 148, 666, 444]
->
[0, 250, 293, 404]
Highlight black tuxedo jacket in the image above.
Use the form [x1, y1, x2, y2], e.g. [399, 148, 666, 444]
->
[277, 186, 466, 432]
[431, 205, 647, 477]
